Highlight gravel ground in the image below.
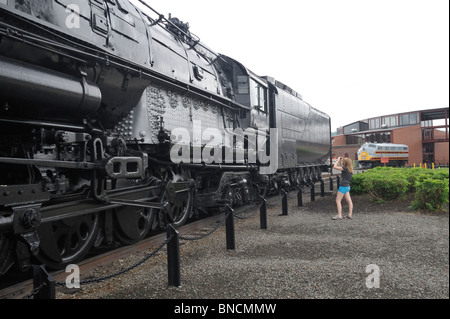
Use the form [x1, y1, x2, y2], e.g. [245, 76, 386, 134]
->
[57, 192, 449, 300]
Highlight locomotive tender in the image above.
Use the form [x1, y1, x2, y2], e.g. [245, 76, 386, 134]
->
[0, 0, 331, 275]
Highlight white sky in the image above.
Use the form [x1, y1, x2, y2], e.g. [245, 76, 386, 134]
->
[131, 0, 449, 131]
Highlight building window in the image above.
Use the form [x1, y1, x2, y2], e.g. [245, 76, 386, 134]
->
[401, 114, 410, 126]
[399, 112, 419, 126]
[381, 133, 391, 143]
[383, 115, 398, 128]
[369, 118, 381, 130]
[391, 115, 398, 127]
[365, 132, 391, 144]
[422, 120, 433, 127]
[410, 113, 419, 125]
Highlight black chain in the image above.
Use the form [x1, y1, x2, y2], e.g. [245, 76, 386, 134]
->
[54, 236, 172, 287]
[233, 207, 259, 220]
[179, 210, 231, 241]
[23, 283, 47, 299]
[22, 185, 330, 297]
[32, 190, 295, 292]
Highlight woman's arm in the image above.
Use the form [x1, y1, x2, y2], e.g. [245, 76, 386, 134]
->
[334, 157, 344, 171]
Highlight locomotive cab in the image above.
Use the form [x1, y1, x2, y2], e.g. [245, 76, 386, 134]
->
[215, 55, 269, 130]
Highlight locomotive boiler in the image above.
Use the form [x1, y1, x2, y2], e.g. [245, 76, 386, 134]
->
[0, 0, 331, 276]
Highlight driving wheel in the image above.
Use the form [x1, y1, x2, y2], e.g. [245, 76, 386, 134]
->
[36, 213, 100, 270]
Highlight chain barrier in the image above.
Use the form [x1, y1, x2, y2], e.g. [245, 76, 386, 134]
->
[23, 180, 336, 298]
[179, 209, 232, 241]
[54, 236, 172, 288]
[23, 283, 47, 299]
[265, 190, 297, 207]
[233, 203, 261, 220]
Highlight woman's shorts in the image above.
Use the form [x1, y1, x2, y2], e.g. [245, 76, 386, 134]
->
[338, 186, 351, 194]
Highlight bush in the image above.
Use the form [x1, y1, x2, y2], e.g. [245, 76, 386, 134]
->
[350, 167, 449, 211]
[350, 173, 366, 195]
[412, 178, 449, 212]
[362, 172, 408, 202]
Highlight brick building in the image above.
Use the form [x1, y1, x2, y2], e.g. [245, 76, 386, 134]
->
[332, 108, 449, 166]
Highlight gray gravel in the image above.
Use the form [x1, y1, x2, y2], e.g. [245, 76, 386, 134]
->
[58, 193, 449, 299]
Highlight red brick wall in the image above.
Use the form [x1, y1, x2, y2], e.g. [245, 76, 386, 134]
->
[332, 135, 346, 146]
[434, 128, 448, 140]
[332, 146, 359, 161]
[435, 142, 449, 164]
[332, 135, 360, 160]
[392, 125, 422, 166]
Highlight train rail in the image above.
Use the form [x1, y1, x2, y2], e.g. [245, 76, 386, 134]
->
[0, 213, 227, 299]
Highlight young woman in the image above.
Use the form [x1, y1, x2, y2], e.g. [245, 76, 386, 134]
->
[333, 157, 354, 220]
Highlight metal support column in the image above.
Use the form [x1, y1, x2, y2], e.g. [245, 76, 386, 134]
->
[320, 179, 325, 197]
[225, 205, 235, 250]
[297, 187, 303, 207]
[167, 224, 181, 287]
[32, 265, 55, 299]
[260, 196, 267, 230]
[282, 190, 288, 216]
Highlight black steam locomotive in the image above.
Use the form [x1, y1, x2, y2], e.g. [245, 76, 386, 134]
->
[0, 0, 331, 276]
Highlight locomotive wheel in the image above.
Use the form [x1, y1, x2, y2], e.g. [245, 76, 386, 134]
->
[113, 206, 155, 245]
[0, 234, 14, 275]
[164, 182, 194, 228]
[36, 213, 100, 270]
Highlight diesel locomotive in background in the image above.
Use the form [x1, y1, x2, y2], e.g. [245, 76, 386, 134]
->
[0, 0, 331, 276]
[358, 143, 409, 168]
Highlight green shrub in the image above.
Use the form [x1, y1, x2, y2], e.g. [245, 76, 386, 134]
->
[349, 167, 449, 211]
[412, 178, 449, 212]
[350, 173, 366, 195]
[403, 168, 429, 193]
[362, 172, 409, 202]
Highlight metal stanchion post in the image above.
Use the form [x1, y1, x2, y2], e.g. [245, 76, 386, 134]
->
[32, 265, 55, 299]
[282, 190, 288, 216]
[320, 179, 325, 197]
[297, 187, 303, 207]
[167, 224, 181, 287]
[337, 176, 340, 189]
[260, 196, 267, 230]
[310, 183, 315, 202]
[329, 177, 334, 191]
[225, 205, 235, 250]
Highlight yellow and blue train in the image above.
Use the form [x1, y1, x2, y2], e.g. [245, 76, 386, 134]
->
[358, 143, 409, 168]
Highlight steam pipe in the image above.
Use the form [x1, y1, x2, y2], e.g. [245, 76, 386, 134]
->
[0, 56, 101, 114]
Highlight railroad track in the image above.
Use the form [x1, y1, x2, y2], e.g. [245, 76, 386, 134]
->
[0, 175, 339, 299]
[0, 212, 228, 299]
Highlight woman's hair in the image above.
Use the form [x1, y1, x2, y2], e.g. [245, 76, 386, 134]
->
[342, 158, 354, 174]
